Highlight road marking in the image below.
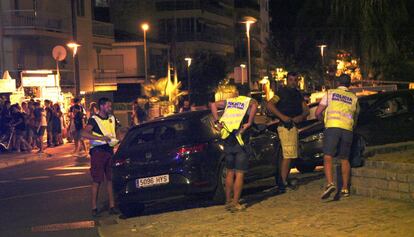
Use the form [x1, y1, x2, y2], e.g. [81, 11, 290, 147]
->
[47, 165, 90, 171]
[0, 185, 91, 201]
[0, 180, 12, 184]
[19, 176, 50, 181]
[55, 172, 86, 177]
[31, 220, 95, 232]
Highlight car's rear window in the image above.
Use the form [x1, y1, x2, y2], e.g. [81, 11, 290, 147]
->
[126, 121, 191, 146]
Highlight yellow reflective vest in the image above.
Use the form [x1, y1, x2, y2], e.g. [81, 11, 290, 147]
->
[90, 114, 118, 148]
[219, 96, 251, 145]
[324, 88, 358, 131]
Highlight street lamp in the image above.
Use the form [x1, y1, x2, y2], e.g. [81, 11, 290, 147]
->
[241, 16, 257, 90]
[141, 23, 149, 83]
[240, 64, 246, 85]
[317, 44, 327, 87]
[185, 57, 192, 104]
[67, 42, 81, 96]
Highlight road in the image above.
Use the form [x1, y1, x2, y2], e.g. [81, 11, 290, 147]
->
[0, 153, 104, 237]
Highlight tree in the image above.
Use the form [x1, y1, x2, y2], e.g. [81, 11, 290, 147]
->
[185, 51, 229, 105]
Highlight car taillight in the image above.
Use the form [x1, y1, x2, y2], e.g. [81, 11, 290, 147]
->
[176, 143, 207, 157]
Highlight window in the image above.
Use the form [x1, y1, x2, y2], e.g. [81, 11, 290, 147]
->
[132, 127, 156, 145]
[99, 55, 124, 72]
[94, 0, 109, 7]
[77, 0, 85, 17]
[158, 122, 189, 141]
[375, 96, 408, 118]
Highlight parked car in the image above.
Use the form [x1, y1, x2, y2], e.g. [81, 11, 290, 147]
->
[296, 90, 414, 172]
[112, 110, 281, 215]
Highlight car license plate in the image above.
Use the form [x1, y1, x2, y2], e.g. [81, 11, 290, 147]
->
[136, 174, 169, 188]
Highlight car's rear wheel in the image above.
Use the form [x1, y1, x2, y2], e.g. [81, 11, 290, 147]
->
[118, 201, 145, 218]
[212, 162, 226, 204]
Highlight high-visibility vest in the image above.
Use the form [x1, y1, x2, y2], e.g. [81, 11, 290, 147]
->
[89, 114, 118, 148]
[219, 96, 251, 145]
[324, 88, 358, 131]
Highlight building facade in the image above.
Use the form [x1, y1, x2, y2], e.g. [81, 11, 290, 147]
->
[110, 0, 270, 83]
[0, 0, 114, 95]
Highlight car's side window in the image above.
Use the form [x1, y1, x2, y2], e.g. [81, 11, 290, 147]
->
[375, 96, 408, 118]
[131, 127, 156, 145]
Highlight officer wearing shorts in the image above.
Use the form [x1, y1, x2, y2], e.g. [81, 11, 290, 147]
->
[210, 86, 258, 211]
[316, 74, 359, 199]
[82, 97, 119, 217]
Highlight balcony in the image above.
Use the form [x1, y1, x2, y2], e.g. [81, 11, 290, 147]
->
[1, 10, 69, 34]
[92, 20, 114, 38]
[94, 70, 117, 86]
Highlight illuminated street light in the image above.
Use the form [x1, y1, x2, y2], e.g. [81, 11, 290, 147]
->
[185, 57, 192, 104]
[67, 42, 80, 57]
[241, 16, 257, 90]
[141, 23, 149, 82]
[317, 44, 328, 87]
[67, 42, 81, 96]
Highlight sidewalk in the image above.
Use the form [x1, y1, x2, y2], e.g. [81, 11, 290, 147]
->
[0, 143, 77, 169]
[98, 177, 414, 237]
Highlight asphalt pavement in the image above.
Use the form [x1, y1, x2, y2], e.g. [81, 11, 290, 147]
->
[0, 144, 105, 237]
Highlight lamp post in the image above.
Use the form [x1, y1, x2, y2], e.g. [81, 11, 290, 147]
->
[242, 17, 257, 90]
[141, 23, 149, 83]
[240, 64, 246, 85]
[67, 42, 80, 96]
[185, 57, 192, 104]
[317, 44, 327, 87]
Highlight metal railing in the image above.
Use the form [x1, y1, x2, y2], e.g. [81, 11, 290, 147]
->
[1, 10, 69, 32]
[92, 20, 114, 38]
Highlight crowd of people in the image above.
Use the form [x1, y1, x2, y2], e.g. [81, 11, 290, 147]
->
[0, 97, 93, 155]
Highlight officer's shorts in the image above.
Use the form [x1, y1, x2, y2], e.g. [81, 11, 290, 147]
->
[323, 127, 353, 160]
[223, 143, 248, 172]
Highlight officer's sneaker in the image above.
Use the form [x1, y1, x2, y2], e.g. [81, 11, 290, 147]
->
[321, 183, 336, 200]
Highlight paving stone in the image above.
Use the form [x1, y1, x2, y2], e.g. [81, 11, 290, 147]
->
[399, 183, 410, 193]
[388, 181, 400, 192]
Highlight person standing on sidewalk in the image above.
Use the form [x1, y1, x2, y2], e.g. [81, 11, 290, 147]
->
[44, 100, 54, 148]
[266, 72, 309, 192]
[82, 97, 119, 217]
[33, 102, 47, 154]
[315, 74, 359, 199]
[210, 86, 258, 212]
[70, 98, 87, 155]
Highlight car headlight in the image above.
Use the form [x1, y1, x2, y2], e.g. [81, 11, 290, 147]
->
[301, 132, 324, 143]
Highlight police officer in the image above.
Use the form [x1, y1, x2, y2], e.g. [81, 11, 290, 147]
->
[82, 97, 119, 217]
[315, 74, 359, 199]
[210, 86, 258, 212]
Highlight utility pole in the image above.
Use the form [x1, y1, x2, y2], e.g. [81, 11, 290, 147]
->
[70, 0, 80, 96]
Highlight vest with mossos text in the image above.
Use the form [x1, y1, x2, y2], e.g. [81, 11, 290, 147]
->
[324, 88, 358, 131]
[90, 114, 117, 148]
[219, 96, 251, 145]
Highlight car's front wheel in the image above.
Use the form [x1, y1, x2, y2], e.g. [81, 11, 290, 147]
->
[212, 162, 226, 204]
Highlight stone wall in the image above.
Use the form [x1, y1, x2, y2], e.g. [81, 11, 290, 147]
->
[351, 160, 414, 202]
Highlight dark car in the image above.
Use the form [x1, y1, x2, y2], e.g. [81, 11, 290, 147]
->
[112, 110, 281, 215]
[296, 90, 414, 172]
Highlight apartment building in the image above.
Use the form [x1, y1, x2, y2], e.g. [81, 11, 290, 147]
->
[0, 0, 114, 95]
[110, 0, 270, 82]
